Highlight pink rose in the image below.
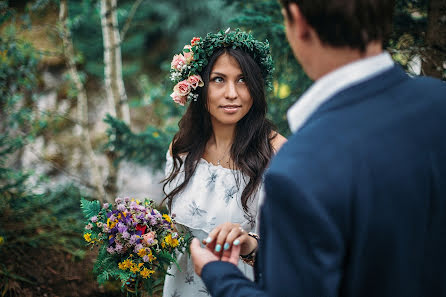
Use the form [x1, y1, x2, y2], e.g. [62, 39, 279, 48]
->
[170, 92, 187, 106]
[187, 75, 204, 89]
[183, 45, 194, 63]
[143, 231, 156, 245]
[171, 54, 186, 71]
[174, 80, 191, 97]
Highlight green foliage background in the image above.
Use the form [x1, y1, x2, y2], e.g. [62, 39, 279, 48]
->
[0, 0, 441, 295]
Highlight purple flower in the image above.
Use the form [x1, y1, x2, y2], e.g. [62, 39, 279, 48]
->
[122, 231, 130, 239]
[129, 234, 139, 245]
[143, 255, 149, 262]
[109, 214, 116, 221]
[115, 243, 123, 253]
[117, 204, 126, 212]
[107, 246, 115, 254]
[115, 197, 123, 204]
[102, 203, 109, 209]
[117, 222, 127, 233]
[134, 244, 143, 253]
[90, 216, 98, 223]
[85, 223, 93, 230]
[130, 201, 139, 210]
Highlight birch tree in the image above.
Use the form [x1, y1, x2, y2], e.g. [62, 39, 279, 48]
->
[100, 0, 134, 199]
[59, 0, 108, 203]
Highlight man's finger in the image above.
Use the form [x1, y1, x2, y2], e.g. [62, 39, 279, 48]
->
[190, 237, 201, 251]
[221, 244, 241, 265]
[229, 243, 241, 265]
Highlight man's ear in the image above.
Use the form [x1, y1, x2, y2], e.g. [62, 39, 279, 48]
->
[287, 2, 311, 41]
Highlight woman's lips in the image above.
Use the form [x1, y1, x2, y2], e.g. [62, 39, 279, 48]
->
[220, 105, 241, 113]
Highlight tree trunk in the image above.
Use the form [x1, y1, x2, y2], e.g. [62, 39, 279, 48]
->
[59, 0, 108, 203]
[422, 0, 446, 79]
[100, 0, 131, 199]
[100, 0, 131, 123]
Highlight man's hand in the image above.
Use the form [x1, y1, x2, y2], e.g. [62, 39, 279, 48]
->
[190, 237, 241, 276]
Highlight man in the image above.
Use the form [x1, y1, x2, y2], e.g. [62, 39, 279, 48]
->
[190, 0, 446, 296]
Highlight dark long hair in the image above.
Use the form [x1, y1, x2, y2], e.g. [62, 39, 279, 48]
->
[162, 47, 276, 214]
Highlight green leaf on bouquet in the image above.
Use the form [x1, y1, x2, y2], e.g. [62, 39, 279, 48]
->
[80, 197, 101, 220]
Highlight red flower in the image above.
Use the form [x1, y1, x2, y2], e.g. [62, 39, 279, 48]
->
[135, 224, 147, 234]
[190, 37, 200, 46]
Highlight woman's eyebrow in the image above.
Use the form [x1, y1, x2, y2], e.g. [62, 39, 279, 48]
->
[210, 71, 226, 77]
[210, 71, 244, 77]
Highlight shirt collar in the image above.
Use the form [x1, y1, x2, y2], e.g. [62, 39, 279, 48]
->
[287, 52, 394, 133]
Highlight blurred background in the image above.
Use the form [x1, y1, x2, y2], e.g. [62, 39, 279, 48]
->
[1, 0, 445, 296]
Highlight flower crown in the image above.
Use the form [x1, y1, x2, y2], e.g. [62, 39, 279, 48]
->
[169, 28, 274, 106]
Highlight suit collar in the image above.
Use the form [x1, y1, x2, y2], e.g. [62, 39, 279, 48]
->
[287, 52, 395, 133]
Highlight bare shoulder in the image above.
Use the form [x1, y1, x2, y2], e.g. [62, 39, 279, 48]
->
[168, 142, 173, 157]
[270, 131, 287, 153]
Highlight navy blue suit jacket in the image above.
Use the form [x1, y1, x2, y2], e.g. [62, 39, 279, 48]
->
[201, 66, 446, 297]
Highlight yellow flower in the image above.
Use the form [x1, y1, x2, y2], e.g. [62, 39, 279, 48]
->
[140, 268, 155, 279]
[118, 258, 133, 270]
[164, 234, 179, 248]
[118, 262, 127, 270]
[162, 214, 172, 223]
[84, 233, 92, 242]
[148, 252, 157, 263]
[130, 264, 140, 273]
[138, 248, 147, 258]
[107, 218, 117, 229]
[152, 131, 160, 138]
[0, 236, 4, 245]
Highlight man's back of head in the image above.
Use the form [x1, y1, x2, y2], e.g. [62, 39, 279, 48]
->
[279, 0, 395, 52]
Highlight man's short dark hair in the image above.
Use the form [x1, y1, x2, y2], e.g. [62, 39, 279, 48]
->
[279, 0, 395, 52]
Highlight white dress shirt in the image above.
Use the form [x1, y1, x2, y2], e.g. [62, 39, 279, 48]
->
[287, 52, 395, 133]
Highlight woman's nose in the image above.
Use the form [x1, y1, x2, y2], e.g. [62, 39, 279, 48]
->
[224, 82, 238, 100]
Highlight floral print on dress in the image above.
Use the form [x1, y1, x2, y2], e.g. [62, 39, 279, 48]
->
[244, 212, 256, 229]
[208, 216, 217, 227]
[163, 151, 258, 297]
[189, 201, 207, 217]
[184, 272, 194, 284]
[224, 185, 238, 204]
[199, 286, 211, 296]
[206, 167, 218, 190]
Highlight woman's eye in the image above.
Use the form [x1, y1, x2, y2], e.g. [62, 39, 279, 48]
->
[212, 77, 223, 83]
[238, 77, 246, 83]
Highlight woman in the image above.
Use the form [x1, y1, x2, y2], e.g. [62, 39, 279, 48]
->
[162, 29, 286, 297]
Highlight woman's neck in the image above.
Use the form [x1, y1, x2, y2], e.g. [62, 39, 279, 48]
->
[208, 122, 236, 150]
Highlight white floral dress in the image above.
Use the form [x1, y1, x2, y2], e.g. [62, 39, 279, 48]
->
[162, 151, 260, 297]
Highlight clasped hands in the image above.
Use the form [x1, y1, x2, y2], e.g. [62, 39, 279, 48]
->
[190, 222, 258, 276]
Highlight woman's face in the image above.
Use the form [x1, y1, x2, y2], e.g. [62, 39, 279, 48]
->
[207, 53, 253, 127]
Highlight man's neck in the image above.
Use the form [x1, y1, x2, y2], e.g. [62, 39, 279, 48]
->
[310, 41, 383, 81]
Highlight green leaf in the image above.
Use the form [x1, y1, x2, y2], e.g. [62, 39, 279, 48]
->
[80, 197, 101, 220]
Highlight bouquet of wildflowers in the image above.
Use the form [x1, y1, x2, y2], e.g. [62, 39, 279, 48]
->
[81, 197, 189, 296]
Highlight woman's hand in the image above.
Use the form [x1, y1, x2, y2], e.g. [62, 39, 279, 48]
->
[203, 222, 257, 259]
